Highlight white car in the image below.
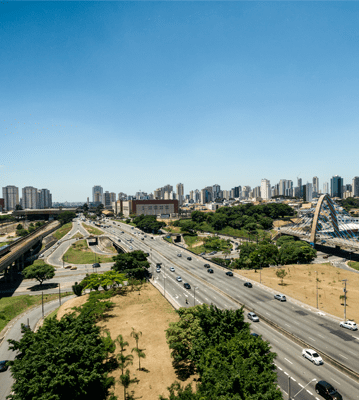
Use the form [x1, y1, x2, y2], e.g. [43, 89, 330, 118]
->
[302, 348, 323, 365]
[247, 312, 259, 322]
[170, 267, 175, 272]
[176, 276, 182, 282]
[156, 268, 161, 273]
[340, 320, 358, 331]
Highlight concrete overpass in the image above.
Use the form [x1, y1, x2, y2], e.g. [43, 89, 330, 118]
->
[0, 221, 60, 279]
[12, 208, 78, 221]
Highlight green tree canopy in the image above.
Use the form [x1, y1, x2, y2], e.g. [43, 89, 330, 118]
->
[57, 211, 76, 225]
[22, 263, 55, 285]
[112, 250, 150, 280]
[7, 313, 117, 400]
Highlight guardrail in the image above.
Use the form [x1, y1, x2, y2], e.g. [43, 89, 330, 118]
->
[161, 236, 359, 383]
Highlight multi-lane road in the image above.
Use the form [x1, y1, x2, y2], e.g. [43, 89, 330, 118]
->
[1, 217, 359, 399]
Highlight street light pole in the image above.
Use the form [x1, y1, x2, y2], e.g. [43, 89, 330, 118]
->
[342, 279, 348, 321]
[315, 271, 318, 309]
[164, 276, 166, 298]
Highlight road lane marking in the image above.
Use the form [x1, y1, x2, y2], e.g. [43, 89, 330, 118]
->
[291, 378, 296, 382]
[284, 358, 292, 364]
[331, 378, 340, 385]
[284, 372, 289, 376]
[338, 354, 348, 360]
[298, 383, 304, 388]
[285, 323, 291, 328]
[308, 336, 315, 341]
[317, 334, 324, 338]
[307, 390, 312, 395]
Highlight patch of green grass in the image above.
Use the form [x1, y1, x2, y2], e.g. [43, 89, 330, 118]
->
[46, 307, 59, 319]
[348, 261, 359, 271]
[63, 239, 114, 264]
[0, 292, 72, 333]
[164, 236, 172, 243]
[183, 234, 203, 247]
[82, 223, 104, 236]
[53, 223, 72, 240]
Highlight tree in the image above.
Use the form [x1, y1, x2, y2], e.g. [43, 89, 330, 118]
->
[119, 369, 139, 400]
[116, 334, 133, 374]
[7, 313, 117, 400]
[132, 347, 146, 370]
[16, 224, 23, 230]
[196, 332, 282, 400]
[22, 263, 55, 286]
[57, 211, 76, 225]
[83, 203, 89, 212]
[276, 268, 288, 285]
[112, 251, 150, 280]
[15, 204, 23, 210]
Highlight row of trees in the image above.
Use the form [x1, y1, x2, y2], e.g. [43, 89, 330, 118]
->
[230, 236, 317, 270]
[174, 203, 294, 234]
[132, 214, 165, 233]
[161, 304, 282, 399]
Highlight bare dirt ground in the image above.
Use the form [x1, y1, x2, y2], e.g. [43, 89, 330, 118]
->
[57, 284, 194, 400]
[240, 263, 359, 321]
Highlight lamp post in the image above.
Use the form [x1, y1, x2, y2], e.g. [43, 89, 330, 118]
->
[342, 279, 348, 321]
[194, 286, 199, 306]
[315, 271, 318, 309]
[289, 378, 316, 399]
[163, 276, 166, 298]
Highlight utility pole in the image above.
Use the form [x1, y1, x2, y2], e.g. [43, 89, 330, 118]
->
[288, 375, 291, 400]
[342, 279, 348, 321]
[316, 271, 318, 309]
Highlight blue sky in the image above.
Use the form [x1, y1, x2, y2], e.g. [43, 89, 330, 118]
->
[1, 1, 359, 201]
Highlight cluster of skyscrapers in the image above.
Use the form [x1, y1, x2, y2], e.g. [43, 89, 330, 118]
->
[91, 175, 359, 209]
[1, 185, 52, 211]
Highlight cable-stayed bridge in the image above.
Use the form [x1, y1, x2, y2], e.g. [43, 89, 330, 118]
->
[279, 194, 359, 250]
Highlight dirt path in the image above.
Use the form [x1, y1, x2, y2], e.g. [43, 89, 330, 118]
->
[57, 284, 195, 400]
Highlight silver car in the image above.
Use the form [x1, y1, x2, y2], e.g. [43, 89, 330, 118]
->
[247, 312, 259, 322]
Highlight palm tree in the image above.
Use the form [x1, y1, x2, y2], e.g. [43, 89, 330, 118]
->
[132, 347, 146, 370]
[119, 369, 138, 399]
[130, 328, 142, 351]
[116, 334, 133, 374]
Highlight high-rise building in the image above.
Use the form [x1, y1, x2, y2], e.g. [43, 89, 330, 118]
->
[38, 188, 52, 209]
[194, 189, 200, 203]
[110, 192, 116, 203]
[92, 185, 103, 203]
[22, 186, 38, 209]
[176, 183, 184, 205]
[331, 175, 343, 198]
[304, 183, 313, 202]
[261, 179, 271, 200]
[103, 191, 111, 207]
[323, 182, 329, 194]
[252, 186, 261, 198]
[212, 184, 221, 199]
[313, 177, 319, 193]
[2, 185, 19, 211]
[352, 177, 359, 197]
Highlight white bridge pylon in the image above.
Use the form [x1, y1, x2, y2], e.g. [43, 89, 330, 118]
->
[280, 194, 359, 249]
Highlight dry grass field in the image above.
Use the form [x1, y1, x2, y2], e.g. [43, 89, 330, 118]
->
[239, 263, 359, 321]
[57, 284, 195, 400]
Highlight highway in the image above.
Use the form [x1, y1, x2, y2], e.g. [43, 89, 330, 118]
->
[99, 218, 359, 399]
[2, 217, 358, 399]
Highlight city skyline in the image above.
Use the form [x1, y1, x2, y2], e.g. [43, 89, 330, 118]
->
[2, 2, 359, 201]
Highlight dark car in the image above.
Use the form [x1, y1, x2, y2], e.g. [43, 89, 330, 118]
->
[184, 283, 191, 289]
[315, 381, 342, 400]
[92, 263, 100, 268]
[207, 269, 214, 273]
[187, 257, 192, 261]
[244, 282, 252, 288]
[0, 360, 8, 372]
[250, 333, 259, 338]
[204, 264, 210, 268]
[226, 271, 233, 276]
